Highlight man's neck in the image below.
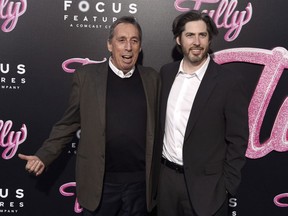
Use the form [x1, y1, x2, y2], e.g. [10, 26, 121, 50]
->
[183, 56, 208, 74]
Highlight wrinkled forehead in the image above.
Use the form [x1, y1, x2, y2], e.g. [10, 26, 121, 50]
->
[113, 23, 141, 40]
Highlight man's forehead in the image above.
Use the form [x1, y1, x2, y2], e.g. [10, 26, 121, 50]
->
[114, 24, 140, 37]
[183, 21, 208, 32]
[114, 34, 140, 40]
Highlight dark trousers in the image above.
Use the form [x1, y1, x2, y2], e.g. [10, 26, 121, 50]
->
[83, 181, 147, 216]
[158, 164, 228, 216]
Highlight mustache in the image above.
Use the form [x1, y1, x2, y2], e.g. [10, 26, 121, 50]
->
[189, 46, 203, 51]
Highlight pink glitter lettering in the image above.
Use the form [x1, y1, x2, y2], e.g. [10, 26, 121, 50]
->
[174, 0, 253, 41]
[62, 58, 107, 73]
[213, 47, 288, 159]
[0, 120, 27, 160]
[0, 0, 27, 32]
[214, 47, 288, 208]
[274, 193, 288, 207]
[59, 182, 82, 213]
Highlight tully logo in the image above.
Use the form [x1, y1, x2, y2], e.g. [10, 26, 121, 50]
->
[59, 182, 82, 213]
[214, 47, 288, 159]
[214, 47, 288, 208]
[174, 0, 253, 41]
[274, 193, 288, 208]
[0, 0, 27, 32]
[0, 120, 27, 160]
[62, 58, 107, 73]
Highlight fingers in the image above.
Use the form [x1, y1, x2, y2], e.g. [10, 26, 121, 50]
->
[27, 159, 45, 176]
[18, 154, 45, 176]
[36, 166, 45, 176]
[18, 153, 29, 161]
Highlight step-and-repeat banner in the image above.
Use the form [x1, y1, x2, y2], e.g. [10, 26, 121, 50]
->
[1, 0, 287, 215]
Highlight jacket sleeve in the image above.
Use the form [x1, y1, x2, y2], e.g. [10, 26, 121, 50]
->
[223, 74, 249, 195]
[35, 71, 82, 166]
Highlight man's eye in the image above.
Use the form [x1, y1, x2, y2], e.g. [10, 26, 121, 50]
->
[117, 39, 126, 43]
[200, 33, 207, 38]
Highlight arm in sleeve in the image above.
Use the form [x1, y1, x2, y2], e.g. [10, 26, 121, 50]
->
[35, 71, 82, 166]
[224, 75, 249, 195]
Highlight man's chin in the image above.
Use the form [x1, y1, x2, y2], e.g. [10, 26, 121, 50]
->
[121, 66, 133, 72]
[122, 62, 135, 70]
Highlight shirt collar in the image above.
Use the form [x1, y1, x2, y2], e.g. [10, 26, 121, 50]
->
[109, 57, 135, 78]
[177, 55, 210, 81]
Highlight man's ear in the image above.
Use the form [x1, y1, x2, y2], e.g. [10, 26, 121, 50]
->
[176, 36, 181, 46]
[107, 40, 112, 52]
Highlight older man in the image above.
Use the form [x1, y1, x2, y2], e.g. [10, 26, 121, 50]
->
[19, 16, 159, 216]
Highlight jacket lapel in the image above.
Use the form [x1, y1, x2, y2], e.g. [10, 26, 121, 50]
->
[93, 62, 108, 127]
[139, 66, 153, 121]
[138, 66, 155, 146]
[184, 60, 218, 141]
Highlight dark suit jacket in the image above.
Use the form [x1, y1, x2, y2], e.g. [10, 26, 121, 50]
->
[153, 59, 249, 216]
[35, 62, 160, 212]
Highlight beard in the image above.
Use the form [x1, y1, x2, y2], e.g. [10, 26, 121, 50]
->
[185, 46, 209, 65]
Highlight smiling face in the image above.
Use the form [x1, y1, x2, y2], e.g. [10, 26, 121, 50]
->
[177, 20, 210, 71]
[107, 23, 141, 73]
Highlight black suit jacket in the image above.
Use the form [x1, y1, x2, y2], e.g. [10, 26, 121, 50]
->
[36, 62, 160, 212]
[153, 59, 249, 216]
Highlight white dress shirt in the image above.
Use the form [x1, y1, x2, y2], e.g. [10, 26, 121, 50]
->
[109, 57, 135, 78]
[162, 56, 210, 165]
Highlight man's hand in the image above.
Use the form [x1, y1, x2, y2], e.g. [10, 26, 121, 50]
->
[18, 154, 45, 176]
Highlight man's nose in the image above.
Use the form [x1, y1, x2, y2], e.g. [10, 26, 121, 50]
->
[193, 36, 200, 45]
[125, 41, 132, 50]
